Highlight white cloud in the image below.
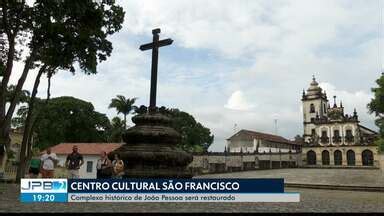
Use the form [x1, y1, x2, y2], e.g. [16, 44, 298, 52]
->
[319, 82, 375, 123]
[225, 90, 256, 111]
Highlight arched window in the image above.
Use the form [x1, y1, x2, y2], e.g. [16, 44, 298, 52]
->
[347, 150, 355, 166]
[320, 130, 329, 144]
[322, 150, 330, 165]
[345, 129, 354, 143]
[324, 104, 327, 113]
[310, 104, 315, 113]
[307, 150, 316, 165]
[362, 150, 374, 166]
[334, 150, 342, 165]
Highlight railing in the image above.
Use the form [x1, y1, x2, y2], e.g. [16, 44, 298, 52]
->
[345, 135, 354, 143]
[320, 137, 329, 144]
[3, 163, 17, 180]
[332, 136, 342, 143]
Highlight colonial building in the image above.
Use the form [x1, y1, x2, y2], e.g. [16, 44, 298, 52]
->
[301, 77, 379, 167]
[226, 129, 302, 153]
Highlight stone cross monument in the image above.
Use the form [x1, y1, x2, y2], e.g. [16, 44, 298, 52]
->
[139, 28, 173, 110]
[109, 28, 193, 178]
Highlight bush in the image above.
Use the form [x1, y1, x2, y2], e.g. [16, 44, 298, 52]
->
[375, 138, 384, 153]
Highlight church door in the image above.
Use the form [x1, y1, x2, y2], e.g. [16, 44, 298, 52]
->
[347, 150, 355, 166]
[322, 150, 330, 165]
[307, 150, 316, 165]
[362, 150, 374, 166]
[334, 150, 342, 165]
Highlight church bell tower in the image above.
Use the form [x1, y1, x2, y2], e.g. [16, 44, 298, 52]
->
[302, 76, 329, 143]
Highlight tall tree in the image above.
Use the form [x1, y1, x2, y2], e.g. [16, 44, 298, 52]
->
[20, 96, 112, 150]
[0, 0, 125, 181]
[168, 109, 214, 153]
[368, 73, 384, 152]
[108, 96, 137, 129]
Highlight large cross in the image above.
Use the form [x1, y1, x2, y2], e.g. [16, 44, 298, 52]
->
[139, 28, 173, 109]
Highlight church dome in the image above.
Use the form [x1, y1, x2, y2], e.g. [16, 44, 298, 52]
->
[307, 76, 322, 95]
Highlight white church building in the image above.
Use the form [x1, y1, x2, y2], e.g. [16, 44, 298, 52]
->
[301, 76, 379, 167]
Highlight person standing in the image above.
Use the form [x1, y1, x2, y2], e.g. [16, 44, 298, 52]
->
[28, 156, 41, 178]
[65, 145, 84, 179]
[40, 148, 58, 178]
[96, 151, 112, 179]
[112, 153, 124, 179]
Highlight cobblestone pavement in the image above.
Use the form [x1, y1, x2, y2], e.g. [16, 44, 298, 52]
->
[198, 168, 384, 187]
[0, 184, 383, 213]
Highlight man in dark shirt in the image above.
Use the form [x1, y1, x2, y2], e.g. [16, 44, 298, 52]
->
[65, 145, 84, 179]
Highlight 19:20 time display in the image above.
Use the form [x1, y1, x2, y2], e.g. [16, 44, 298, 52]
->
[32, 194, 55, 202]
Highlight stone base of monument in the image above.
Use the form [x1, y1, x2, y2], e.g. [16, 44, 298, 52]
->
[109, 108, 193, 178]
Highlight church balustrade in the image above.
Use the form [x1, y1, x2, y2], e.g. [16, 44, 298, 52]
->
[320, 136, 329, 144]
[332, 136, 342, 143]
[345, 135, 354, 143]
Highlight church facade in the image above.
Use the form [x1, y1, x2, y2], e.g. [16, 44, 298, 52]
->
[301, 77, 379, 167]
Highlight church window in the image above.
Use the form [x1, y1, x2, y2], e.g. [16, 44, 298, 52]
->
[311, 129, 316, 136]
[334, 150, 342, 165]
[324, 104, 327, 113]
[333, 130, 341, 143]
[310, 104, 315, 113]
[322, 150, 330, 165]
[320, 131, 329, 144]
[347, 150, 355, 166]
[345, 129, 354, 142]
[321, 131, 327, 137]
[362, 150, 374, 166]
[307, 151, 316, 165]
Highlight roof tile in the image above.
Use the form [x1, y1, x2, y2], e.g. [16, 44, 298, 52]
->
[41, 143, 124, 155]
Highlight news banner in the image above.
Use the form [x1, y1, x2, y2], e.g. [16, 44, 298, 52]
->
[20, 179, 300, 203]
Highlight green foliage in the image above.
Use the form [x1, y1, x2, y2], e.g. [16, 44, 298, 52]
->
[108, 96, 137, 129]
[368, 74, 384, 145]
[6, 149, 15, 161]
[30, 0, 125, 74]
[11, 97, 44, 129]
[162, 108, 214, 153]
[31, 96, 111, 150]
[368, 74, 384, 117]
[0, 0, 125, 74]
[1, 0, 125, 131]
[375, 138, 384, 152]
[107, 116, 125, 142]
[6, 85, 30, 104]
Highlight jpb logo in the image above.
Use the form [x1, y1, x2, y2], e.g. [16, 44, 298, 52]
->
[21, 179, 67, 193]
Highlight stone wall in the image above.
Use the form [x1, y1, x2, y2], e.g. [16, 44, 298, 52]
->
[188, 152, 301, 175]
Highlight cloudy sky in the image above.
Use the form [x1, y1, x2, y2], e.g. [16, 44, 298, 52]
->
[9, 0, 384, 151]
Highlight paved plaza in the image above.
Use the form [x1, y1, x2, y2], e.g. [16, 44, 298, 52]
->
[198, 168, 384, 188]
[0, 168, 383, 213]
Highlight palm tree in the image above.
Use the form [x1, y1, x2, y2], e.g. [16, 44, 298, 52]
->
[108, 95, 137, 129]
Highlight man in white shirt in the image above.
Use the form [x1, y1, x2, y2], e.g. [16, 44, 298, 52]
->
[40, 147, 58, 178]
